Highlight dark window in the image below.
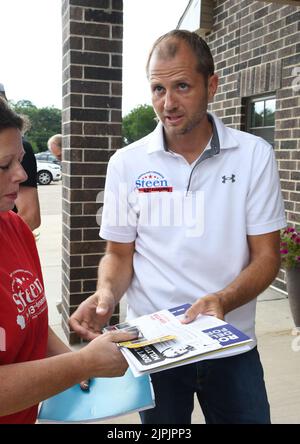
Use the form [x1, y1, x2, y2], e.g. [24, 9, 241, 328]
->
[35, 152, 60, 165]
[36, 153, 47, 160]
[246, 96, 275, 147]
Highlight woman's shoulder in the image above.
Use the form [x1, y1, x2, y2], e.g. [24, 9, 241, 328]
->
[5, 210, 27, 225]
[1, 211, 34, 238]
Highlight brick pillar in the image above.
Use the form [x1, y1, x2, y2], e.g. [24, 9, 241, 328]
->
[62, 0, 123, 344]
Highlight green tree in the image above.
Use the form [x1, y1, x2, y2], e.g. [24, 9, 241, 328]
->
[122, 104, 157, 145]
[10, 100, 61, 153]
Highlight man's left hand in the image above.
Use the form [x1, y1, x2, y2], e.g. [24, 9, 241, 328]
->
[181, 293, 225, 324]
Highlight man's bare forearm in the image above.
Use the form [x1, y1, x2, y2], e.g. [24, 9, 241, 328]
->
[97, 242, 135, 304]
[183, 232, 282, 323]
[216, 251, 281, 314]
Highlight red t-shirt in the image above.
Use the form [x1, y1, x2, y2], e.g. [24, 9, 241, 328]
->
[0, 211, 48, 424]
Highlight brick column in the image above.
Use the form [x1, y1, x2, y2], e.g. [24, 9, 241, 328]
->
[62, 0, 123, 344]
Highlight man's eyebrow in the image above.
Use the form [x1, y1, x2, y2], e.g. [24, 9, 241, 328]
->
[150, 82, 163, 88]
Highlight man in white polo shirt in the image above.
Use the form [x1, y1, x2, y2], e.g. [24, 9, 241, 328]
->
[70, 30, 286, 424]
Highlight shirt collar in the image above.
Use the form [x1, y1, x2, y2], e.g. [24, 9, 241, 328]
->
[147, 112, 239, 154]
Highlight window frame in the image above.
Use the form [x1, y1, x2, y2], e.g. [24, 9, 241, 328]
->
[246, 94, 276, 147]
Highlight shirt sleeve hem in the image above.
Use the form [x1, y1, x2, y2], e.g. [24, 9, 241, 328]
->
[99, 228, 136, 243]
[246, 218, 286, 236]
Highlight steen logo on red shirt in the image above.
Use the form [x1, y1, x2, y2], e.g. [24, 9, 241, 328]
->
[10, 269, 46, 328]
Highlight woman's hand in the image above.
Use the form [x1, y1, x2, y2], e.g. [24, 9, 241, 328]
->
[79, 330, 138, 378]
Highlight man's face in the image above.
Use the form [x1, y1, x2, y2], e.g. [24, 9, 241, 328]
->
[49, 142, 61, 161]
[148, 40, 217, 141]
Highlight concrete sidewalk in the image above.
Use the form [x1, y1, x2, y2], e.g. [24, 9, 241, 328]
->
[37, 183, 300, 424]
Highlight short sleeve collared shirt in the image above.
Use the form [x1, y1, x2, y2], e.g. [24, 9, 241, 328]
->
[100, 113, 286, 343]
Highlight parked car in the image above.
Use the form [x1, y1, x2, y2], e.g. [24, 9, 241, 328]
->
[37, 161, 61, 185]
[35, 151, 61, 165]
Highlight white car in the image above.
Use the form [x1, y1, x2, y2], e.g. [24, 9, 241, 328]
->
[35, 150, 61, 165]
[37, 161, 62, 185]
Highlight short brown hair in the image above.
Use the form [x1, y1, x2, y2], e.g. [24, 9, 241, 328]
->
[0, 97, 24, 133]
[146, 30, 214, 83]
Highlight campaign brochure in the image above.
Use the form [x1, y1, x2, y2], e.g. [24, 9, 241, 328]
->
[105, 304, 253, 377]
[38, 369, 154, 423]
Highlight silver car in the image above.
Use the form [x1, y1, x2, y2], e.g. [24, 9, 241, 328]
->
[37, 161, 62, 185]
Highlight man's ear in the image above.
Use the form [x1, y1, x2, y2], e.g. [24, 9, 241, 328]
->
[208, 74, 219, 102]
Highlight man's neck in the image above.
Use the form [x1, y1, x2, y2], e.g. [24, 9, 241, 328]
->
[164, 115, 213, 164]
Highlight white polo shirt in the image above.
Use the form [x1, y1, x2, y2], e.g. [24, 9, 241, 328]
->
[100, 113, 286, 343]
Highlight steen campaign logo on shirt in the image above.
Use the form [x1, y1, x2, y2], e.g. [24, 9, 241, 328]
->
[10, 269, 47, 329]
[135, 171, 173, 193]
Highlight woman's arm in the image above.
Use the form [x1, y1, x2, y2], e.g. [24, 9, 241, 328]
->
[46, 326, 71, 357]
[47, 327, 90, 390]
[0, 329, 136, 417]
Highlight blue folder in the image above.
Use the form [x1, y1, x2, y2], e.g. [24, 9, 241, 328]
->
[38, 369, 154, 423]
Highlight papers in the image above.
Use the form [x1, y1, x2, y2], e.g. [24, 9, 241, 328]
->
[106, 305, 253, 377]
[38, 369, 154, 423]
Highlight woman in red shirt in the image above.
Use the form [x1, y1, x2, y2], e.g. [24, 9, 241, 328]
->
[0, 98, 136, 423]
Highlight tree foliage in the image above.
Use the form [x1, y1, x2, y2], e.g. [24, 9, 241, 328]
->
[10, 101, 157, 151]
[122, 104, 157, 145]
[10, 100, 61, 153]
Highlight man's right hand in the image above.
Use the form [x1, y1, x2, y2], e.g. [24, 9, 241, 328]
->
[69, 289, 115, 341]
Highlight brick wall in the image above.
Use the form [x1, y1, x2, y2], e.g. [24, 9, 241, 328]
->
[206, 0, 300, 292]
[62, 0, 123, 343]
